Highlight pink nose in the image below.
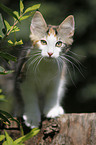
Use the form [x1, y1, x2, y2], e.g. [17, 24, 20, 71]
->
[48, 52, 53, 57]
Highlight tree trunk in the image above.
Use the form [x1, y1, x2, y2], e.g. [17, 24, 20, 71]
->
[0, 113, 96, 145]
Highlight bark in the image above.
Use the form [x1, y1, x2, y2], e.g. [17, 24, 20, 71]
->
[0, 113, 96, 145]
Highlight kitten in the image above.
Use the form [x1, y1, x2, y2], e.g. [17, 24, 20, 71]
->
[15, 11, 75, 128]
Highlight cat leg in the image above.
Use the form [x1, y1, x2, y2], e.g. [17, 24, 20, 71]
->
[44, 79, 65, 118]
[23, 93, 41, 128]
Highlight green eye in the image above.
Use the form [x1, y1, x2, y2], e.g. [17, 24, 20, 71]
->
[55, 41, 62, 47]
[41, 40, 47, 45]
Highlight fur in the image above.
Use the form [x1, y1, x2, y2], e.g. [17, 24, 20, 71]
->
[16, 11, 75, 128]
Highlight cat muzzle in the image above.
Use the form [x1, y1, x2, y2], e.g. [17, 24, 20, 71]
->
[48, 52, 53, 57]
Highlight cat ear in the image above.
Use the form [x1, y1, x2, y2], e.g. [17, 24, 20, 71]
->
[57, 15, 75, 44]
[30, 11, 48, 40]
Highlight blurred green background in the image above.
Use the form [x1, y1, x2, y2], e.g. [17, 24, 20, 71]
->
[0, 0, 96, 113]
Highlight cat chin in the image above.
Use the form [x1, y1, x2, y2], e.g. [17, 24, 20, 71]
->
[43, 56, 55, 61]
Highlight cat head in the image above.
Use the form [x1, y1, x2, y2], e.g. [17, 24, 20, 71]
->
[30, 11, 75, 58]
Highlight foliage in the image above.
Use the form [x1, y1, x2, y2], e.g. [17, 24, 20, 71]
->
[0, 109, 40, 144]
[0, 1, 40, 144]
[0, 110, 19, 126]
[0, 89, 6, 102]
[0, 66, 14, 75]
[0, 0, 40, 41]
[0, 129, 40, 145]
[0, 0, 40, 74]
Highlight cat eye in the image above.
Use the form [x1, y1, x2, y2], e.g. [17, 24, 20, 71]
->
[55, 41, 62, 47]
[40, 40, 47, 45]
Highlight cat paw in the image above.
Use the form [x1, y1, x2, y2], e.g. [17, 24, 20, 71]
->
[46, 106, 64, 118]
[23, 114, 41, 129]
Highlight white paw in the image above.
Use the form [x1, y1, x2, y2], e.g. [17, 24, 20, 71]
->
[23, 114, 41, 129]
[46, 106, 64, 118]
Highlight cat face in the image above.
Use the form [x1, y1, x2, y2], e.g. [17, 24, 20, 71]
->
[30, 11, 75, 59]
[37, 28, 67, 58]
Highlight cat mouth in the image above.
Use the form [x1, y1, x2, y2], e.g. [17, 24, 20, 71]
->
[44, 56, 54, 61]
[48, 55, 53, 58]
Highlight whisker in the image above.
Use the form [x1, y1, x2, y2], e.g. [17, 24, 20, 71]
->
[23, 56, 33, 67]
[69, 50, 86, 58]
[30, 50, 41, 54]
[27, 55, 41, 73]
[59, 56, 76, 87]
[18, 56, 28, 61]
[63, 53, 85, 71]
[64, 54, 83, 65]
[18, 50, 41, 61]
[60, 56, 75, 72]
[56, 58, 61, 73]
[57, 57, 64, 70]
[34, 56, 43, 73]
[60, 55, 85, 78]
[66, 65, 77, 87]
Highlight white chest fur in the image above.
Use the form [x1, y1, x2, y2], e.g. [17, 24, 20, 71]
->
[23, 58, 61, 92]
[20, 56, 66, 128]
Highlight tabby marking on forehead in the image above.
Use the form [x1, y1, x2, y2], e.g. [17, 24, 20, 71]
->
[48, 27, 56, 37]
[47, 25, 58, 37]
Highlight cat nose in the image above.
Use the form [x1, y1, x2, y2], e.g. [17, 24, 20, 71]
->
[48, 52, 53, 57]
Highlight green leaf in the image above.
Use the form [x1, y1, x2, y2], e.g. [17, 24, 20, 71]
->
[0, 94, 7, 102]
[11, 26, 20, 33]
[0, 13, 5, 38]
[4, 20, 11, 31]
[0, 135, 5, 141]
[8, 40, 14, 45]
[0, 66, 14, 75]
[20, 14, 32, 21]
[14, 128, 40, 144]
[15, 39, 23, 45]
[0, 110, 20, 126]
[20, 0, 24, 14]
[0, 70, 14, 75]
[0, 110, 12, 119]
[13, 11, 19, 19]
[0, 113, 10, 125]
[2, 141, 7, 145]
[25, 4, 41, 14]
[0, 3, 19, 21]
[8, 39, 23, 46]
[4, 130, 14, 145]
[3, 70, 14, 75]
[4, 20, 20, 33]
[0, 51, 17, 62]
[19, 11, 33, 21]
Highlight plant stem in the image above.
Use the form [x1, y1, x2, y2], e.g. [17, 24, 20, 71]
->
[6, 20, 18, 36]
[6, 12, 25, 38]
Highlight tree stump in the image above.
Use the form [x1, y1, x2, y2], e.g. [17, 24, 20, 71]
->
[0, 113, 96, 145]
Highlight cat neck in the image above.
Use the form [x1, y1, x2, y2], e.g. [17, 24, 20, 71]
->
[26, 56, 63, 82]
